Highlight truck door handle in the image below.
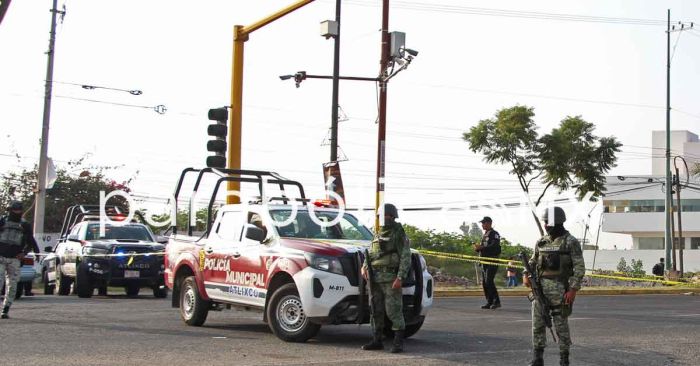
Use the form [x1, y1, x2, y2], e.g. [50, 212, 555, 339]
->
[232, 252, 241, 259]
[205, 248, 214, 254]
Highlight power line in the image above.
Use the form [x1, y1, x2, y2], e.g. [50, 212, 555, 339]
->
[341, 0, 674, 26]
[55, 95, 167, 114]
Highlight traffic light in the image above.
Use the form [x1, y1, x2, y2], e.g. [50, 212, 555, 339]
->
[206, 107, 228, 168]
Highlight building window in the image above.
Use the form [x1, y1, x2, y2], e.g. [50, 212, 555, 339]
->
[638, 237, 664, 250]
[604, 199, 700, 213]
[692, 238, 700, 250]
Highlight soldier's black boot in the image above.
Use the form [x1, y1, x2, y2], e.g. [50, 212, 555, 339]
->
[1, 305, 9, 319]
[361, 331, 384, 350]
[560, 350, 570, 366]
[390, 330, 405, 353]
[528, 348, 544, 366]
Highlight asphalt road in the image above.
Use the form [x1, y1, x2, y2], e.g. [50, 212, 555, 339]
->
[0, 292, 698, 366]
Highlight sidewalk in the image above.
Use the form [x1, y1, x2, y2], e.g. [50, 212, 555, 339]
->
[434, 286, 700, 297]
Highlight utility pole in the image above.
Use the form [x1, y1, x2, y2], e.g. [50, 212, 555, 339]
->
[664, 10, 694, 271]
[664, 9, 672, 271]
[674, 158, 685, 276]
[329, 0, 341, 162]
[34, 0, 63, 236]
[374, 0, 390, 231]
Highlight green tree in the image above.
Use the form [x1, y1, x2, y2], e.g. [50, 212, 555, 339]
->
[463, 105, 621, 235]
[0, 160, 132, 232]
[468, 223, 482, 238]
[616, 257, 629, 273]
[404, 224, 532, 280]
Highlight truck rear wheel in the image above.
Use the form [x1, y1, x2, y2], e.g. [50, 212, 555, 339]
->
[179, 276, 208, 326]
[266, 283, 320, 342]
[43, 270, 54, 295]
[55, 268, 72, 296]
[125, 284, 140, 297]
[153, 284, 168, 298]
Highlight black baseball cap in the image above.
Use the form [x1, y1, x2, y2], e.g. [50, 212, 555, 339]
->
[479, 216, 492, 223]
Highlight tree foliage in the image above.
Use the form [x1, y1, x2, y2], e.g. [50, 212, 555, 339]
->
[404, 224, 532, 279]
[0, 160, 132, 232]
[463, 105, 622, 234]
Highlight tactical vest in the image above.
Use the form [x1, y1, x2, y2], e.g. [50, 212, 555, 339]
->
[369, 225, 401, 269]
[536, 234, 573, 283]
[0, 220, 24, 247]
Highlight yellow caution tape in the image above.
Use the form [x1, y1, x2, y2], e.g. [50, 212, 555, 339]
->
[420, 249, 697, 287]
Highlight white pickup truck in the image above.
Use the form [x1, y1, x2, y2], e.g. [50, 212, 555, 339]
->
[164, 168, 433, 342]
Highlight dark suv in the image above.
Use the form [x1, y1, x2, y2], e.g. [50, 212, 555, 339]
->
[42, 206, 167, 298]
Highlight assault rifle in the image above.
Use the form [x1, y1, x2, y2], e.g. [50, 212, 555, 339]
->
[364, 249, 375, 323]
[519, 251, 558, 343]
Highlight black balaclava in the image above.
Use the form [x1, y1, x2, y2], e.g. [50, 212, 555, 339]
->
[545, 224, 566, 239]
[7, 201, 23, 222]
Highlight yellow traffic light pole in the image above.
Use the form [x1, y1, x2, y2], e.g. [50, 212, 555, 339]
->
[228, 0, 315, 204]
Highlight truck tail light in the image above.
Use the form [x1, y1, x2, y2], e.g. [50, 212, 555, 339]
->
[22, 256, 34, 266]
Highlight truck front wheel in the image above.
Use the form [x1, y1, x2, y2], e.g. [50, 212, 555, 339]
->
[179, 276, 209, 326]
[266, 283, 320, 342]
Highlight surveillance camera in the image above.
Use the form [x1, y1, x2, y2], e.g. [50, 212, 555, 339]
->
[404, 48, 419, 57]
[279, 75, 293, 81]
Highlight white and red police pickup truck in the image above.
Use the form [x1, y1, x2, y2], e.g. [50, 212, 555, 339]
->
[164, 168, 433, 342]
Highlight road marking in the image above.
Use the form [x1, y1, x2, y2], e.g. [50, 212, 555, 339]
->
[674, 313, 700, 317]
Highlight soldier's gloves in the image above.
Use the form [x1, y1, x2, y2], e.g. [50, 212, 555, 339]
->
[564, 289, 577, 305]
[391, 277, 402, 290]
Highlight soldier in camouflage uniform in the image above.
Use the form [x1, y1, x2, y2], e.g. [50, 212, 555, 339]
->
[524, 207, 585, 366]
[361, 203, 412, 353]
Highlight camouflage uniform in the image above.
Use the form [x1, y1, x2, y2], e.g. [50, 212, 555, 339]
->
[1, 218, 25, 311]
[0, 257, 20, 308]
[530, 231, 585, 353]
[364, 221, 411, 332]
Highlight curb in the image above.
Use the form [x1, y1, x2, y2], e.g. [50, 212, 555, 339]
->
[434, 288, 700, 298]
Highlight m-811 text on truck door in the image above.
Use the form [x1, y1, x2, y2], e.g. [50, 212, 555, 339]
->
[164, 168, 433, 342]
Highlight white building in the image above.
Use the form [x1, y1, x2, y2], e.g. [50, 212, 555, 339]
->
[602, 130, 700, 251]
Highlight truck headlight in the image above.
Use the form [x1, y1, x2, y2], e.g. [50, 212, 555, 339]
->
[83, 247, 109, 257]
[419, 255, 427, 272]
[304, 253, 344, 275]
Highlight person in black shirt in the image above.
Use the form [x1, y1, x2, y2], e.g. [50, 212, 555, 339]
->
[0, 201, 39, 318]
[652, 258, 664, 277]
[474, 216, 501, 309]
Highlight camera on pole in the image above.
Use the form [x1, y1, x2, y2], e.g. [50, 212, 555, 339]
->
[206, 107, 228, 168]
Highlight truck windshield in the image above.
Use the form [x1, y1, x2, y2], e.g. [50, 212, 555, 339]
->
[85, 224, 153, 241]
[270, 209, 373, 241]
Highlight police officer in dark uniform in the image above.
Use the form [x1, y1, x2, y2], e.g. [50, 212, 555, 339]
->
[474, 216, 501, 309]
[0, 201, 39, 318]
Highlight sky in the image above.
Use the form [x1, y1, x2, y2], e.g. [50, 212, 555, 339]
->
[1, 0, 700, 248]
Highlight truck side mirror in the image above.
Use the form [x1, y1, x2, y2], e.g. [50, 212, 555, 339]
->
[156, 236, 169, 244]
[244, 224, 265, 243]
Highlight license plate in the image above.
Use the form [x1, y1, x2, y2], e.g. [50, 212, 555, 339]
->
[124, 270, 140, 278]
